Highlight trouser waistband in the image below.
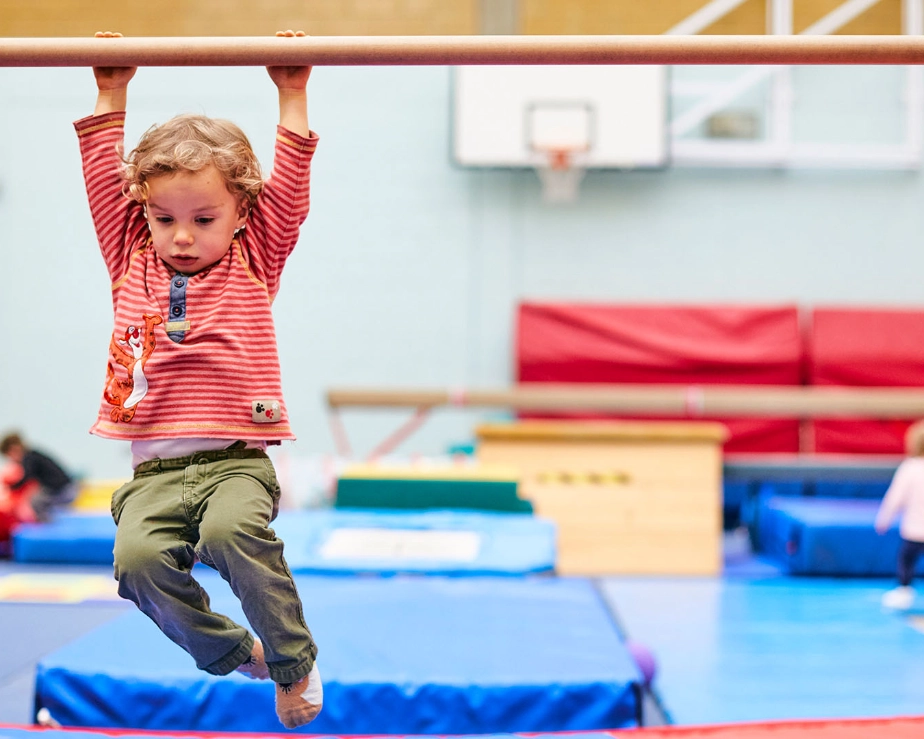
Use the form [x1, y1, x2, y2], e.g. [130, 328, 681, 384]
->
[134, 448, 268, 477]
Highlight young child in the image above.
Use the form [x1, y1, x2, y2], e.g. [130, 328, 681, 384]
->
[77, 31, 321, 728]
[875, 420, 924, 610]
[0, 432, 77, 522]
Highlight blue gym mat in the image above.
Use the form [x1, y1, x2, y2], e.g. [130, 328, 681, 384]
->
[12, 509, 556, 576]
[725, 457, 899, 528]
[0, 730, 631, 739]
[6, 721, 924, 739]
[11, 514, 116, 565]
[753, 495, 919, 576]
[35, 574, 642, 734]
[599, 577, 924, 725]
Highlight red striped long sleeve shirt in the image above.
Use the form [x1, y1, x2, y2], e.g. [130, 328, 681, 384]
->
[75, 111, 318, 443]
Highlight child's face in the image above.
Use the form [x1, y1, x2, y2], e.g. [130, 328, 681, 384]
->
[145, 165, 248, 274]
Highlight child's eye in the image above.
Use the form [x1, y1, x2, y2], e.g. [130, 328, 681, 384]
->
[195, 217, 216, 225]
[154, 216, 173, 224]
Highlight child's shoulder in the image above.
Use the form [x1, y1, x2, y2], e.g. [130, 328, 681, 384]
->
[899, 457, 924, 474]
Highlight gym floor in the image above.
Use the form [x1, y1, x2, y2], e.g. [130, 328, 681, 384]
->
[2, 534, 923, 730]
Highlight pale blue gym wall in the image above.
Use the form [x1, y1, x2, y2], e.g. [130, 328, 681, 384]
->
[1, 64, 923, 479]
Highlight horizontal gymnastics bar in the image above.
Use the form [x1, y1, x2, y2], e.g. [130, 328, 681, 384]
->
[326, 384, 924, 419]
[3, 35, 924, 67]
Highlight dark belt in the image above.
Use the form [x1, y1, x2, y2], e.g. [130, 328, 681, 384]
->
[134, 446, 268, 477]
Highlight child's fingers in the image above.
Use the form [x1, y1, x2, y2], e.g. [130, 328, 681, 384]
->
[95, 31, 123, 38]
[275, 30, 307, 37]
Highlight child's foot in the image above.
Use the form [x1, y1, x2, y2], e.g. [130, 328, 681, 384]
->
[36, 708, 61, 728]
[882, 585, 916, 610]
[235, 638, 270, 680]
[276, 663, 323, 729]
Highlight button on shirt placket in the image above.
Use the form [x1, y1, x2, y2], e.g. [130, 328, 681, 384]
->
[167, 275, 188, 343]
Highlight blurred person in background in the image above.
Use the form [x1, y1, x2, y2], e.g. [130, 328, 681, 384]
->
[0, 431, 77, 523]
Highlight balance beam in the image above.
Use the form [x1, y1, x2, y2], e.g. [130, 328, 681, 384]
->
[327, 384, 924, 418]
[325, 384, 924, 458]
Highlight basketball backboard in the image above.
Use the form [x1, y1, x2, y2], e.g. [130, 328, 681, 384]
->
[452, 65, 669, 170]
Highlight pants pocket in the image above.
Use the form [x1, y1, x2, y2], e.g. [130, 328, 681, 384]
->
[110, 479, 136, 525]
[258, 458, 282, 521]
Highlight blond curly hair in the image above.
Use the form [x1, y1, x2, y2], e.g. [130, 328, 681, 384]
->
[906, 421, 924, 457]
[121, 113, 264, 207]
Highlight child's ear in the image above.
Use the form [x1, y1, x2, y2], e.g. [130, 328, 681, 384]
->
[235, 202, 249, 228]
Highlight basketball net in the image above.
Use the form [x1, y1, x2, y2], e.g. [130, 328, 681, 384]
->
[535, 147, 586, 205]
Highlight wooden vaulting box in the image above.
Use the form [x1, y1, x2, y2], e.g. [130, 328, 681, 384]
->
[476, 420, 728, 576]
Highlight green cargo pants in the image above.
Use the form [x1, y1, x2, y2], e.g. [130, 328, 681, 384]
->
[110, 448, 317, 684]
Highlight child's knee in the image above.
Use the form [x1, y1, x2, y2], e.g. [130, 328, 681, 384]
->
[196, 520, 278, 572]
[114, 537, 193, 580]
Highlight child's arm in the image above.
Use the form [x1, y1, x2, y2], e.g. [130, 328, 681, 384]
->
[267, 30, 312, 137]
[76, 31, 146, 284]
[92, 31, 137, 115]
[875, 461, 912, 534]
[239, 29, 316, 297]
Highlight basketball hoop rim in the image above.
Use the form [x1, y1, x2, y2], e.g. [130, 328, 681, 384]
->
[533, 144, 590, 171]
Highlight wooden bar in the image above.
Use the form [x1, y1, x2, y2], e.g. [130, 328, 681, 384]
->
[476, 419, 729, 443]
[3, 34, 924, 68]
[326, 384, 924, 419]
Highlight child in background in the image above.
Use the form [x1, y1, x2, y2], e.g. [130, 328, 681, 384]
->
[78, 31, 321, 728]
[875, 420, 924, 610]
[0, 444, 39, 557]
[0, 432, 76, 523]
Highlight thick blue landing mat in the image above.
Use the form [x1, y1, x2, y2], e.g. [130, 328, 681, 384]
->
[36, 575, 641, 734]
[12, 514, 116, 565]
[754, 495, 916, 576]
[276, 509, 556, 575]
[0, 730, 626, 739]
[7, 720, 924, 739]
[12, 509, 556, 575]
[599, 577, 924, 725]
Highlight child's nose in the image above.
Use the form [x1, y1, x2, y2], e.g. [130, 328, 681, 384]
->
[174, 228, 194, 245]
